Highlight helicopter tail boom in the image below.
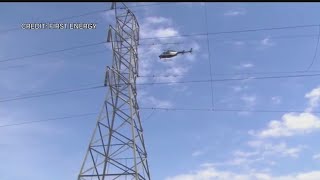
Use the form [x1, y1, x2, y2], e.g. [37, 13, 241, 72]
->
[178, 48, 193, 54]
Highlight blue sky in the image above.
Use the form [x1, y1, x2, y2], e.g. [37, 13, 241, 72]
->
[1, 2, 320, 180]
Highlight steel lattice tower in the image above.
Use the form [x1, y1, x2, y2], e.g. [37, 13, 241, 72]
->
[78, 2, 151, 180]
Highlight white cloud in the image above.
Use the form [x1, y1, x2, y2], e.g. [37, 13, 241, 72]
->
[145, 16, 171, 24]
[242, 63, 254, 68]
[237, 94, 257, 116]
[224, 9, 246, 16]
[155, 66, 189, 83]
[138, 90, 173, 108]
[233, 150, 258, 158]
[212, 141, 303, 170]
[156, 28, 179, 38]
[252, 86, 320, 138]
[236, 63, 254, 69]
[247, 140, 263, 148]
[147, 96, 172, 108]
[141, 26, 179, 39]
[261, 37, 275, 46]
[305, 86, 320, 112]
[296, 171, 320, 180]
[245, 141, 302, 159]
[313, 153, 320, 160]
[232, 85, 249, 93]
[256, 112, 320, 138]
[241, 94, 257, 107]
[137, 13, 201, 86]
[192, 150, 205, 157]
[166, 166, 320, 180]
[271, 96, 282, 104]
[262, 142, 303, 158]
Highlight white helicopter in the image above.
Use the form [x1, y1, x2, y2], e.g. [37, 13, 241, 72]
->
[159, 48, 192, 59]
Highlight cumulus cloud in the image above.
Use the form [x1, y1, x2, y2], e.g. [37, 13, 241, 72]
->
[251, 86, 320, 138]
[137, 13, 201, 87]
[211, 141, 303, 170]
[226, 141, 305, 165]
[262, 142, 303, 158]
[138, 90, 173, 108]
[256, 113, 320, 138]
[305, 86, 320, 112]
[233, 150, 259, 158]
[145, 16, 172, 24]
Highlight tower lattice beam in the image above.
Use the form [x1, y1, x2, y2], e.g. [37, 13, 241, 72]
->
[78, 2, 151, 180]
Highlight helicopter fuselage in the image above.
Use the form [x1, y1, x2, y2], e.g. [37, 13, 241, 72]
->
[159, 48, 192, 59]
[159, 52, 179, 59]
[159, 51, 185, 59]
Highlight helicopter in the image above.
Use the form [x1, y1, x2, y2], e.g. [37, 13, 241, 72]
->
[159, 48, 192, 59]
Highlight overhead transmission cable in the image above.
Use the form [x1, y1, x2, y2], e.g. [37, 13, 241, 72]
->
[0, 112, 98, 128]
[139, 70, 320, 78]
[2, 106, 320, 128]
[2, 73, 320, 103]
[0, 41, 107, 63]
[140, 24, 320, 40]
[1, 23, 319, 64]
[204, 3, 215, 109]
[306, 25, 320, 71]
[139, 107, 320, 114]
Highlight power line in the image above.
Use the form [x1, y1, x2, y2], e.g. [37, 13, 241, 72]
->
[141, 33, 319, 48]
[127, 2, 174, 8]
[1, 24, 319, 65]
[0, 41, 107, 63]
[139, 107, 320, 114]
[140, 24, 320, 41]
[204, 3, 215, 109]
[0, 49, 108, 71]
[0, 84, 103, 103]
[0, 112, 98, 128]
[139, 70, 320, 78]
[213, 70, 320, 76]
[137, 73, 320, 86]
[0, 41, 181, 65]
[141, 109, 157, 123]
[306, 25, 320, 71]
[2, 106, 319, 128]
[2, 73, 320, 103]
[140, 33, 318, 50]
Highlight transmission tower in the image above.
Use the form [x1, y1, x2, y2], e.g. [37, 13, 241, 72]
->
[78, 2, 151, 180]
